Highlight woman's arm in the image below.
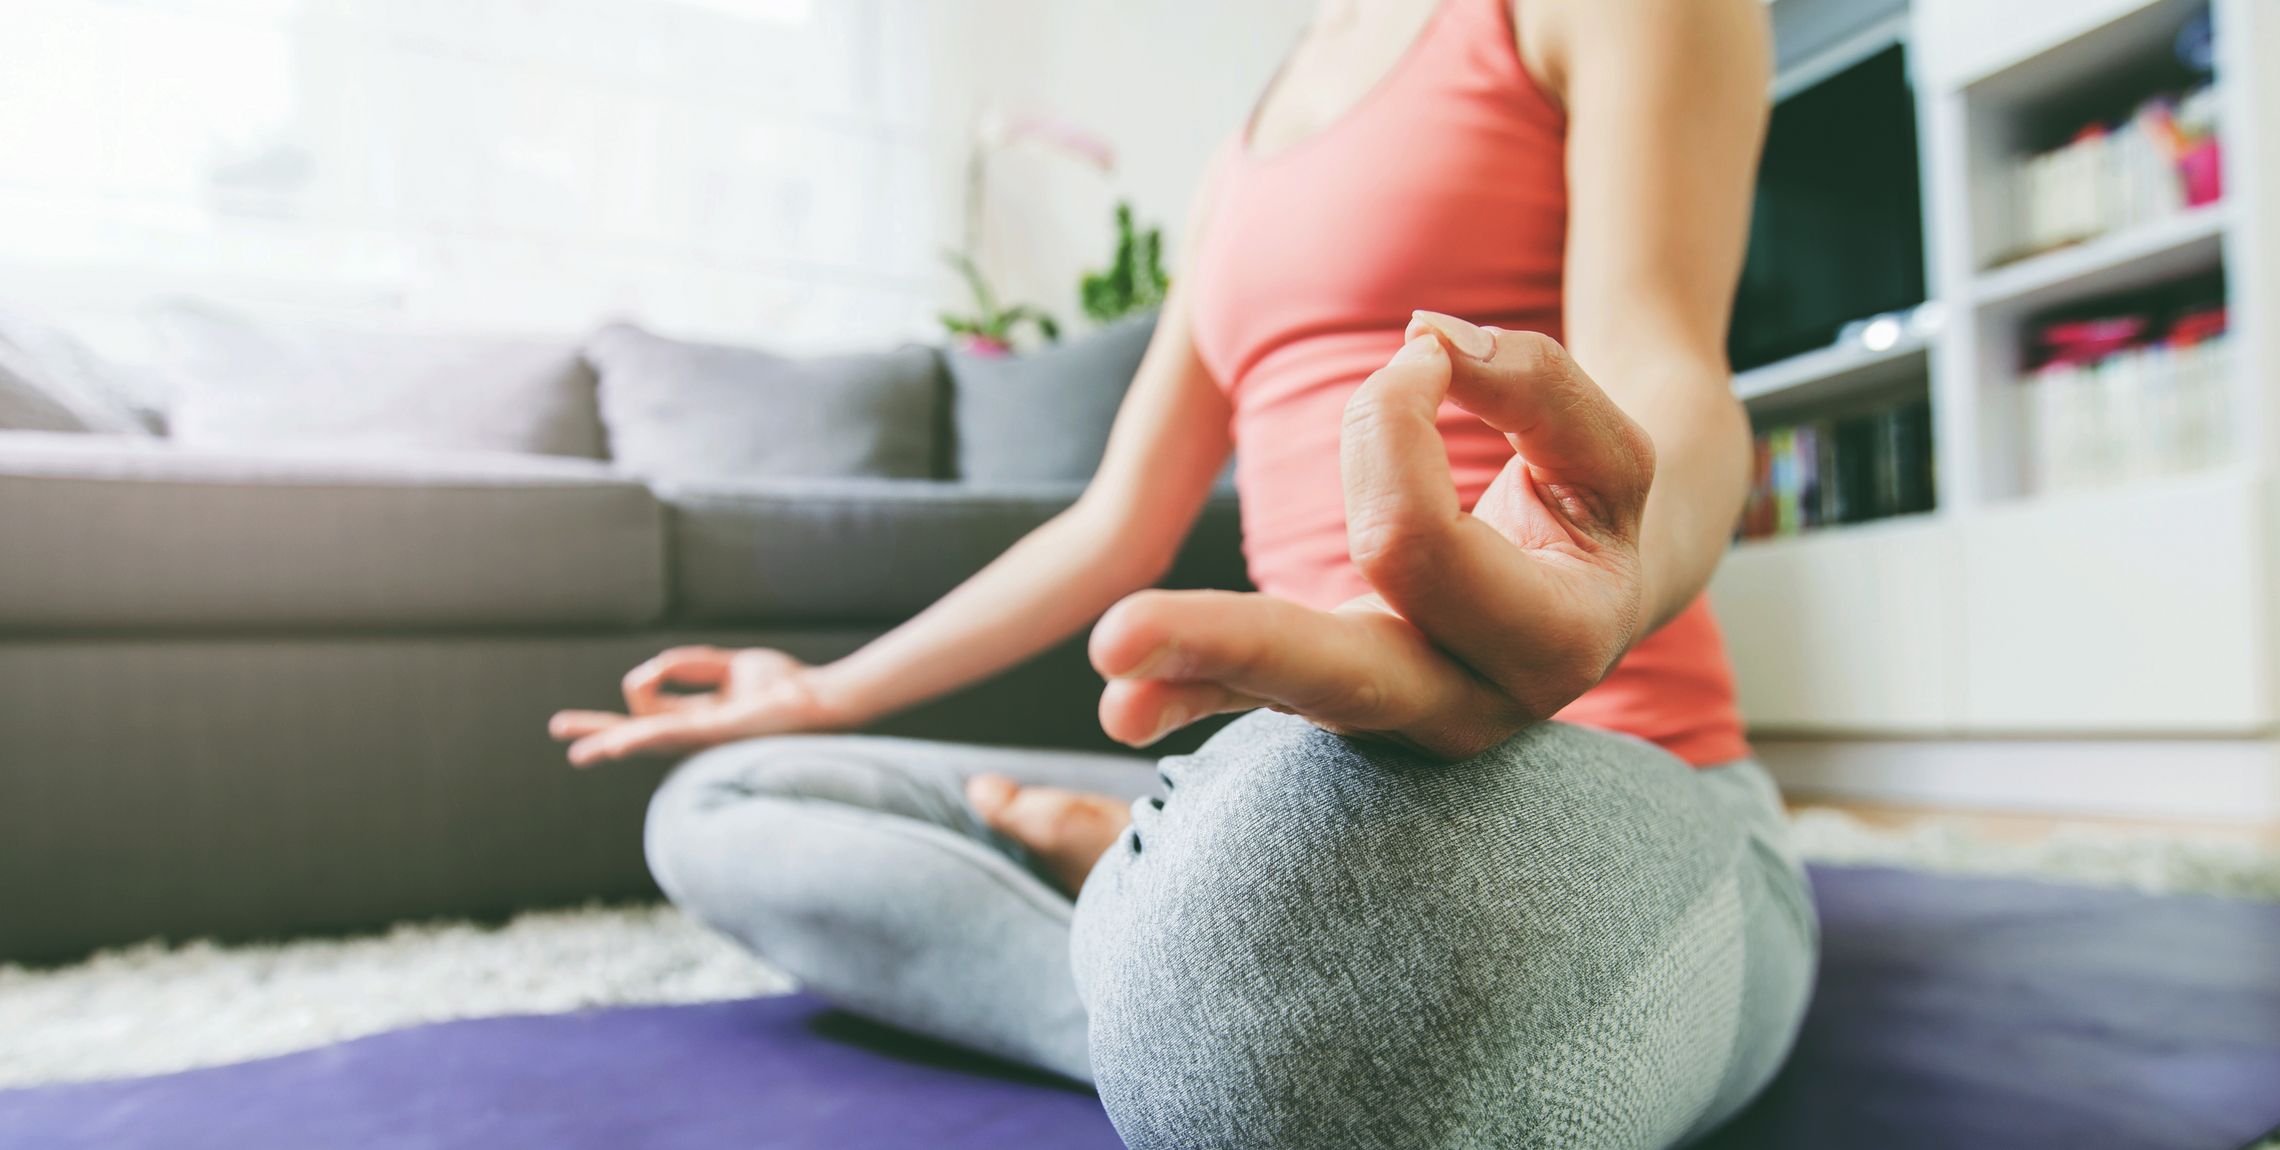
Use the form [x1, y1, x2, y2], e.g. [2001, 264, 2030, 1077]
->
[1526, 0, 1770, 629]
[1083, 0, 1770, 756]
[553, 272, 1234, 765]
[804, 289, 1234, 724]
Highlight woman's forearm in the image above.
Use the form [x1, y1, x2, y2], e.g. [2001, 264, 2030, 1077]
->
[1599, 354, 1754, 638]
[801, 500, 1182, 727]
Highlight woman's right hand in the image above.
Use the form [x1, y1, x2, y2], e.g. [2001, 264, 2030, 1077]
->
[549, 646, 842, 767]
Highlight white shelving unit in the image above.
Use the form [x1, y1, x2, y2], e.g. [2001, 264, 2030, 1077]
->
[1970, 200, 2227, 308]
[1716, 0, 2280, 821]
[1733, 332, 1932, 407]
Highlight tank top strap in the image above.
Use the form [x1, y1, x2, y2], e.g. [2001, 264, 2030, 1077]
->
[1426, 0, 1566, 132]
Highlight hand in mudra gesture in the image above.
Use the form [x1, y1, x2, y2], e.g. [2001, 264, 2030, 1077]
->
[1090, 311, 1656, 760]
[551, 646, 835, 767]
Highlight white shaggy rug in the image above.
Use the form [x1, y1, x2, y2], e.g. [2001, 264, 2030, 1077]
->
[1783, 808, 2280, 900]
[3, 809, 2275, 1091]
[0, 906, 790, 1089]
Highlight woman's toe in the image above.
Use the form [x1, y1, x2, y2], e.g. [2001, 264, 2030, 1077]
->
[964, 772, 1020, 826]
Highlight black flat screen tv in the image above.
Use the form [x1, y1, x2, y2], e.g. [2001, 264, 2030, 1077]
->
[1729, 42, 1928, 372]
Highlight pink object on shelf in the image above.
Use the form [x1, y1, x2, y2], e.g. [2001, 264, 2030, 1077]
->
[2178, 139, 2223, 207]
[2038, 316, 2149, 367]
[2170, 305, 2228, 345]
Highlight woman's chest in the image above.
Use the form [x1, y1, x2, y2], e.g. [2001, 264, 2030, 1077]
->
[1188, 92, 1569, 387]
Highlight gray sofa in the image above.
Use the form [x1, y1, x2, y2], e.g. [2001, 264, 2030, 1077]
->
[0, 309, 1245, 963]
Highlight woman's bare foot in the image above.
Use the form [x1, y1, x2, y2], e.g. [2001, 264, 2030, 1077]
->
[965, 774, 1135, 896]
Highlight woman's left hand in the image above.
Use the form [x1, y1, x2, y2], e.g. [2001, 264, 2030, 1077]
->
[1089, 311, 1657, 760]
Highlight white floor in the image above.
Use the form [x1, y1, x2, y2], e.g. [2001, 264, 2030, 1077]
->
[3, 809, 2275, 1091]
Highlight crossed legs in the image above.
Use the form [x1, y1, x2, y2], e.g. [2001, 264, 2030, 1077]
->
[645, 714, 1815, 1147]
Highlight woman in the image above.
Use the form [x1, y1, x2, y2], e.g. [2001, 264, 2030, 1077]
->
[552, 0, 1814, 1143]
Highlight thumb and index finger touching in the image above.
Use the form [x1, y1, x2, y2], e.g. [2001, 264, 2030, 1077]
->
[1338, 312, 1656, 703]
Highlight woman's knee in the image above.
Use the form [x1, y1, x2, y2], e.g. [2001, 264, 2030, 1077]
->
[644, 735, 949, 906]
[1071, 712, 1748, 1148]
[645, 739, 786, 906]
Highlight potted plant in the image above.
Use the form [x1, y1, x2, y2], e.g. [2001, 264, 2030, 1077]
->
[943, 113, 1118, 355]
[940, 250, 1060, 357]
[1080, 201, 1169, 324]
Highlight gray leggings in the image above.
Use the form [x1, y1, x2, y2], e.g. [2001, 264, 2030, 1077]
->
[645, 712, 1817, 1149]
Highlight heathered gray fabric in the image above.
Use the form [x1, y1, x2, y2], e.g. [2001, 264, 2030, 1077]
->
[645, 735, 1161, 1080]
[646, 714, 1816, 1145]
[1078, 714, 1816, 1149]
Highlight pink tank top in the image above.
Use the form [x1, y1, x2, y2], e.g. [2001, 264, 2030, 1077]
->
[1186, 0, 1750, 767]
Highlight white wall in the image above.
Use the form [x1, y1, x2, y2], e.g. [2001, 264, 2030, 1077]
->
[0, 0, 1309, 356]
[929, 0, 1312, 332]
[0, 0, 936, 352]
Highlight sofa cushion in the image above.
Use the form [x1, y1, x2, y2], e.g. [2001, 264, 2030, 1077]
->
[155, 304, 607, 459]
[661, 477, 1248, 625]
[0, 309, 162, 436]
[0, 433, 664, 630]
[947, 312, 1154, 483]
[586, 324, 944, 482]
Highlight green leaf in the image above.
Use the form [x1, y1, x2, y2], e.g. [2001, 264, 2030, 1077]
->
[1077, 198, 1174, 323]
[943, 249, 999, 316]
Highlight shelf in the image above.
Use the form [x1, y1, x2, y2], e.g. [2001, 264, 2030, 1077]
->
[1731, 510, 1942, 555]
[1732, 332, 1932, 407]
[1948, 0, 2211, 103]
[1977, 461, 2255, 515]
[1972, 203, 2228, 312]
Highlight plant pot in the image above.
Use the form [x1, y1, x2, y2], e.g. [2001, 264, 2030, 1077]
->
[955, 334, 1015, 358]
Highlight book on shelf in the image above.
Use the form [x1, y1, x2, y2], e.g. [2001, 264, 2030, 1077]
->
[2017, 301, 2229, 495]
[1996, 78, 2221, 266]
[1739, 398, 1935, 542]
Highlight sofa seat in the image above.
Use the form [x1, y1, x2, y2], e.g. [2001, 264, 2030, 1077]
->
[0, 433, 666, 631]
[661, 478, 1250, 625]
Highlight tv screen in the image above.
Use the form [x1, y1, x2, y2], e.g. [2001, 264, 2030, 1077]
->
[1729, 43, 1927, 372]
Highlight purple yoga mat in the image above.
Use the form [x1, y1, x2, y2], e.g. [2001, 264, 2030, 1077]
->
[2, 865, 2276, 1150]
[1703, 866, 2280, 1150]
[0, 996, 1122, 1150]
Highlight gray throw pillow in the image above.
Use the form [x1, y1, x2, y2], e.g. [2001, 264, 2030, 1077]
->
[157, 304, 607, 459]
[948, 312, 1156, 482]
[0, 310, 161, 435]
[586, 323, 944, 481]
